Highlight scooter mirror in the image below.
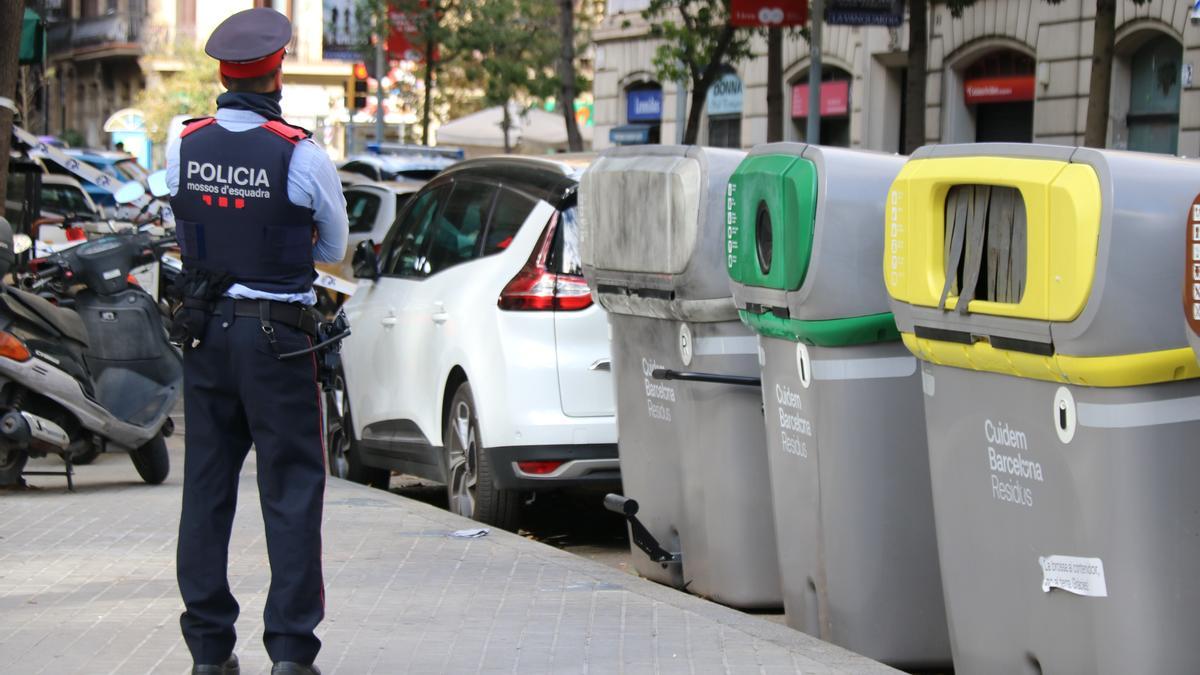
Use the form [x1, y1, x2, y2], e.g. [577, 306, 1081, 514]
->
[12, 234, 33, 255]
[147, 170, 170, 198]
[114, 181, 146, 205]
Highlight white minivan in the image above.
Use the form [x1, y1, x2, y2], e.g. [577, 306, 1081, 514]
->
[331, 156, 618, 529]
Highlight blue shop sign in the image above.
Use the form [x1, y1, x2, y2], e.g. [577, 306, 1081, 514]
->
[627, 89, 664, 122]
[610, 124, 653, 145]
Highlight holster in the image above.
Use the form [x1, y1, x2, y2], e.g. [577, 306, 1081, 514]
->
[169, 269, 235, 349]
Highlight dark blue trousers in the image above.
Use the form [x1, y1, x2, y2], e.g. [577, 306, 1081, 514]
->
[177, 306, 325, 665]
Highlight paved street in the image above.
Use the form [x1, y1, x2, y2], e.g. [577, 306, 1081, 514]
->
[0, 414, 894, 675]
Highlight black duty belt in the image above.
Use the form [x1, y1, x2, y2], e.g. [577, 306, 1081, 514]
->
[222, 298, 321, 337]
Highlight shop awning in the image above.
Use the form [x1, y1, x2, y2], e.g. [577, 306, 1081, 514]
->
[792, 80, 850, 118]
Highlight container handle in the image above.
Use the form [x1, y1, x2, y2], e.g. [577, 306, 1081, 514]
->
[651, 368, 761, 387]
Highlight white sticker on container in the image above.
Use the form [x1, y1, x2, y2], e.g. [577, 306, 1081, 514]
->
[1039, 555, 1108, 597]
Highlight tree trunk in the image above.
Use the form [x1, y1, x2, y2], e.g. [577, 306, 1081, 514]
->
[903, 0, 927, 153]
[683, 24, 737, 144]
[502, 101, 512, 153]
[766, 26, 783, 143]
[1084, 0, 1116, 148]
[422, 38, 435, 145]
[0, 0, 25, 207]
[684, 75, 709, 144]
[558, 0, 583, 151]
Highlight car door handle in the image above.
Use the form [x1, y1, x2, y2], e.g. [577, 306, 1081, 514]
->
[381, 315, 397, 327]
[589, 359, 612, 372]
[432, 302, 448, 325]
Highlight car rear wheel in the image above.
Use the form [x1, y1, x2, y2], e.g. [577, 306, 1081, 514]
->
[445, 382, 519, 530]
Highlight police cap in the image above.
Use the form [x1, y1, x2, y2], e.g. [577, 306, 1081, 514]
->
[205, 8, 291, 79]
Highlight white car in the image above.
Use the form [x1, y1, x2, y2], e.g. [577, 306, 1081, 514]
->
[331, 155, 618, 529]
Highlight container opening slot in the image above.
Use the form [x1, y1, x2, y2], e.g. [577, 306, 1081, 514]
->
[939, 184, 1027, 312]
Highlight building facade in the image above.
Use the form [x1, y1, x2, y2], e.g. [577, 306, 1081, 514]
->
[44, 0, 351, 153]
[593, 0, 1200, 156]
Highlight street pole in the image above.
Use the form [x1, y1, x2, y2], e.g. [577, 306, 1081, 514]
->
[374, 39, 385, 146]
[675, 77, 687, 144]
[806, 0, 823, 144]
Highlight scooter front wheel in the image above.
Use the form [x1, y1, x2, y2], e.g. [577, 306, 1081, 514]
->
[130, 433, 169, 485]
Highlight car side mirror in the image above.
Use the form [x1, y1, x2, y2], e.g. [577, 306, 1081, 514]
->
[353, 240, 380, 280]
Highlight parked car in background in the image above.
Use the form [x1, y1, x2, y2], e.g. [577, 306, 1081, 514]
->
[320, 180, 425, 281]
[5, 172, 103, 230]
[41, 149, 148, 208]
[332, 155, 618, 530]
[338, 151, 458, 187]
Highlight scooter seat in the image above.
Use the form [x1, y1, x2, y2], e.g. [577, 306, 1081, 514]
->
[1, 287, 90, 347]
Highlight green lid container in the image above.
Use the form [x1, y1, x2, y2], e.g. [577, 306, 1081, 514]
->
[726, 144, 906, 347]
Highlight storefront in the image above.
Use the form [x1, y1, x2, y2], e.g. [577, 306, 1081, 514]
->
[960, 50, 1035, 143]
[706, 72, 743, 148]
[791, 74, 851, 146]
[610, 84, 663, 146]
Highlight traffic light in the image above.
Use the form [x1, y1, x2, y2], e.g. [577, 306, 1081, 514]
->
[352, 62, 368, 110]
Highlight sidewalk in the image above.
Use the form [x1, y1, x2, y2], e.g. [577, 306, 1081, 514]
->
[0, 420, 895, 674]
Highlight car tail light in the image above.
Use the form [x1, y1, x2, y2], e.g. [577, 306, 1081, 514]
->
[517, 460, 564, 475]
[497, 217, 593, 312]
[0, 332, 32, 362]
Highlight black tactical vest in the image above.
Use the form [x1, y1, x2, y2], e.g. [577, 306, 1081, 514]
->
[171, 117, 317, 295]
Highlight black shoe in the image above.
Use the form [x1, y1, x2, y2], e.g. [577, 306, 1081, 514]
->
[271, 663, 321, 675]
[193, 654, 239, 675]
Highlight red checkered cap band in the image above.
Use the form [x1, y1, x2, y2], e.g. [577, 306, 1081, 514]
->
[219, 48, 285, 78]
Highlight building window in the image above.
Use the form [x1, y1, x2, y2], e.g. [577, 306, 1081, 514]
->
[1126, 34, 1182, 155]
[708, 116, 741, 148]
[610, 82, 662, 146]
[961, 50, 1035, 143]
[791, 69, 851, 147]
[706, 71, 742, 149]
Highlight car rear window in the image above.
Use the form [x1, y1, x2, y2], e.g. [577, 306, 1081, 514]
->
[548, 205, 583, 276]
[482, 188, 536, 255]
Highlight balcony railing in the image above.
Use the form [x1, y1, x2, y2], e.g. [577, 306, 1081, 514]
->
[48, 12, 145, 56]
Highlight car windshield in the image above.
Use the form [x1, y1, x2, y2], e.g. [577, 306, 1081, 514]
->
[41, 184, 99, 219]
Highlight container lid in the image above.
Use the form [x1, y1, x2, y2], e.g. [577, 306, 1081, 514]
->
[728, 143, 906, 346]
[726, 147, 817, 292]
[887, 143, 1200, 387]
[580, 145, 746, 321]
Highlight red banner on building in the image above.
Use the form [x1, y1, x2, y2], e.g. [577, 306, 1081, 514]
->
[731, 0, 808, 27]
[387, 5, 438, 63]
[963, 75, 1035, 104]
[791, 80, 850, 117]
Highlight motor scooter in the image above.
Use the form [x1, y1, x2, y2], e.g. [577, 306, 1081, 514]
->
[0, 183, 182, 489]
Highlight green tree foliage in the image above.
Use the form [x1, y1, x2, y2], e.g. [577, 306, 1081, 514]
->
[452, 0, 561, 151]
[135, 46, 221, 147]
[641, 0, 754, 144]
[1045, 0, 1150, 148]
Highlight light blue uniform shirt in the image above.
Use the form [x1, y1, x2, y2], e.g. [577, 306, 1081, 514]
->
[166, 107, 348, 306]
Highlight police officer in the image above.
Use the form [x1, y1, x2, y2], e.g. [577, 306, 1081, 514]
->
[166, 9, 347, 675]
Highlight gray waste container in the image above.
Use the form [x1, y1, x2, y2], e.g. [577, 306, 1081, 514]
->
[580, 145, 782, 609]
[886, 143, 1200, 673]
[726, 143, 949, 668]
